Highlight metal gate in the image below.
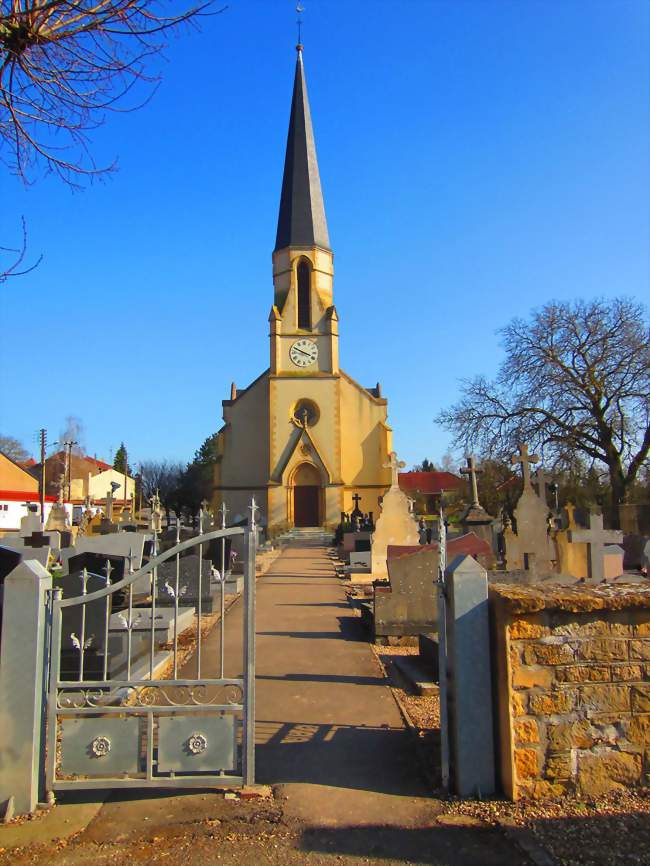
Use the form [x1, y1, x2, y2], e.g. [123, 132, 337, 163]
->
[45, 514, 256, 792]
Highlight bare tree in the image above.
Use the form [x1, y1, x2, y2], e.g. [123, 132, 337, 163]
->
[139, 459, 183, 521]
[59, 416, 85, 454]
[437, 298, 650, 525]
[1, 0, 224, 184]
[0, 433, 30, 461]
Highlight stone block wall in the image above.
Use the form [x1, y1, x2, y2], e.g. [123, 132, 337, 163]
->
[490, 582, 650, 800]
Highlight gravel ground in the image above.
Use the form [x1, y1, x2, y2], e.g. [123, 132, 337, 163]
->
[374, 644, 650, 866]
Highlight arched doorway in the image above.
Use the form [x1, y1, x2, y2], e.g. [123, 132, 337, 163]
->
[292, 463, 321, 527]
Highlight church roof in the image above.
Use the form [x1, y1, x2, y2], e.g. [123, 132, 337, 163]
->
[275, 48, 330, 252]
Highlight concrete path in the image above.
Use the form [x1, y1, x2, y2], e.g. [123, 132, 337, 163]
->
[249, 545, 436, 827]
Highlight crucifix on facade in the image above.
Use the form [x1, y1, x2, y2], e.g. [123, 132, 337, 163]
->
[383, 451, 405, 489]
[510, 443, 540, 490]
[460, 456, 482, 507]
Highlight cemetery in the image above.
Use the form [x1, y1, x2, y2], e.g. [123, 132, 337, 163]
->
[0, 6, 648, 866]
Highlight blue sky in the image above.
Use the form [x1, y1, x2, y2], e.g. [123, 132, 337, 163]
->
[1, 0, 648, 470]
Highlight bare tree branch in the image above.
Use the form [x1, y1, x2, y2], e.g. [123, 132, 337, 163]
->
[1, 0, 227, 184]
[0, 214, 42, 280]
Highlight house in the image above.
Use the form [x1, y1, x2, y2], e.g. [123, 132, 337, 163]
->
[398, 471, 464, 515]
[0, 451, 60, 533]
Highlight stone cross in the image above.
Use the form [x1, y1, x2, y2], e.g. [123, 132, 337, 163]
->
[105, 489, 114, 522]
[384, 451, 406, 489]
[534, 467, 552, 503]
[510, 443, 539, 490]
[57, 474, 66, 505]
[219, 501, 229, 529]
[565, 501, 577, 530]
[460, 456, 482, 507]
[570, 512, 623, 581]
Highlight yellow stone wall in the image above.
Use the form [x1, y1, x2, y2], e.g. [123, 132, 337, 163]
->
[490, 583, 650, 800]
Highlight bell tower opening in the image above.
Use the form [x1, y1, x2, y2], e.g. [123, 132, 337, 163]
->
[297, 260, 311, 330]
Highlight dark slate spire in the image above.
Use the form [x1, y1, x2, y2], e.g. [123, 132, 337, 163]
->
[274, 47, 330, 252]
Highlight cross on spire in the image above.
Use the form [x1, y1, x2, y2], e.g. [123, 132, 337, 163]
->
[460, 456, 483, 507]
[383, 451, 406, 489]
[296, 3, 304, 47]
[510, 443, 539, 490]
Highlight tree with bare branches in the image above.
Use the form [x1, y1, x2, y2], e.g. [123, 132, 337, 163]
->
[437, 298, 650, 525]
[1, 0, 223, 184]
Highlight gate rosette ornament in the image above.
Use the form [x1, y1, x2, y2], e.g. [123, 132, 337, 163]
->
[91, 736, 111, 758]
[187, 732, 208, 755]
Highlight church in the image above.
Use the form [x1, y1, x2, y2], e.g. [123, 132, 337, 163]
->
[213, 46, 393, 533]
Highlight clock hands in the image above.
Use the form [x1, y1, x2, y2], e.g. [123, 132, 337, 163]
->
[294, 346, 315, 359]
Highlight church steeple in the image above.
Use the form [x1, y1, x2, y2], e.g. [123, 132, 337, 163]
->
[274, 47, 330, 253]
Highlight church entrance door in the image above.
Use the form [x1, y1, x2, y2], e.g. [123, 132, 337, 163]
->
[292, 463, 322, 527]
[294, 486, 320, 527]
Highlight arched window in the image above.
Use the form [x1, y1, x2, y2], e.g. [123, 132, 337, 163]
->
[297, 260, 311, 330]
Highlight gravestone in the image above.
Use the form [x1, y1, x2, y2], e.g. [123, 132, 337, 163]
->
[504, 444, 554, 574]
[373, 546, 438, 642]
[19, 505, 42, 537]
[370, 451, 420, 581]
[107, 606, 195, 679]
[156, 554, 221, 612]
[570, 512, 624, 581]
[45, 501, 70, 532]
[57, 570, 109, 680]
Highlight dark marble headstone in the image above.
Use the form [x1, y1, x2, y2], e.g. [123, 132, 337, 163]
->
[57, 570, 110, 681]
[156, 554, 220, 612]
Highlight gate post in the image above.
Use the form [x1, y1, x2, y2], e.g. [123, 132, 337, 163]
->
[0, 560, 52, 815]
[242, 525, 257, 785]
[444, 554, 495, 797]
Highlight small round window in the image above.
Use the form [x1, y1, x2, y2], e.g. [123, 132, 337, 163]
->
[292, 399, 320, 428]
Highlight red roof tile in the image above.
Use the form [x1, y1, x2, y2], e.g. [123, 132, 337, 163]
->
[398, 471, 463, 495]
[387, 532, 492, 562]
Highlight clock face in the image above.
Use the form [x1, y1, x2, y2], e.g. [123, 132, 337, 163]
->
[290, 338, 318, 368]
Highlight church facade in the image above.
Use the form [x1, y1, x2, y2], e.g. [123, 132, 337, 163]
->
[213, 47, 392, 532]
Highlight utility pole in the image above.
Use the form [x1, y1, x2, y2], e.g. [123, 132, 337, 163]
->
[39, 428, 47, 525]
[63, 440, 77, 502]
[124, 446, 128, 509]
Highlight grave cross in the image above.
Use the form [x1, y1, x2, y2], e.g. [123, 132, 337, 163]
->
[510, 443, 539, 490]
[570, 512, 623, 581]
[219, 501, 229, 529]
[383, 451, 405, 489]
[23, 530, 51, 548]
[249, 497, 260, 528]
[534, 467, 552, 504]
[352, 493, 362, 511]
[460, 456, 482, 507]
